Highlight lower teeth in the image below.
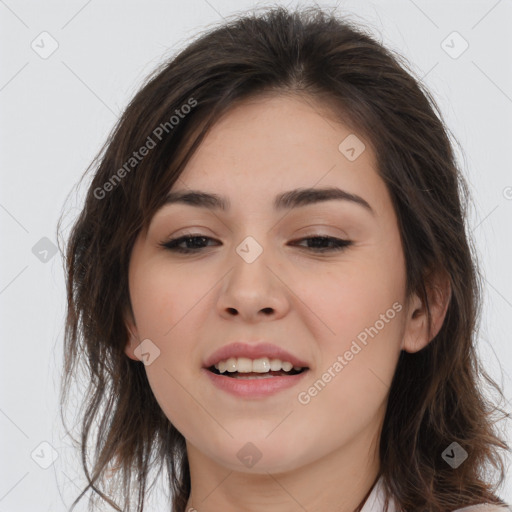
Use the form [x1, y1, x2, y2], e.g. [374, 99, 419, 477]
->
[232, 374, 276, 380]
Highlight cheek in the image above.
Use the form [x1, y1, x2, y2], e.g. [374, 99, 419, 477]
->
[295, 254, 406, 345]
[128, 261, 217, 431]
[295, 280, 404, 453]
[130, 260, 206, 337]
[290, 243, 406, 408]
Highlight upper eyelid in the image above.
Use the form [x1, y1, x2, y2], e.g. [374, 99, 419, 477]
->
[150, 207, 365, 235]
[164, 232, 349, 241]
[163, 222, 351, 238]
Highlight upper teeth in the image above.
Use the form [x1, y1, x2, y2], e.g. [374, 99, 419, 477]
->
[214, 357, 303, 373]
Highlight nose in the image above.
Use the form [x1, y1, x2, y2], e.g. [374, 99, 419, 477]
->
[216, 240, 290, 323]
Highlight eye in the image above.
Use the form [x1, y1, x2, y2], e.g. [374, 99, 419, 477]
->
[160, 234, 220, 254]
[290, 236, 352, 252]
[160, 234, 352, 254]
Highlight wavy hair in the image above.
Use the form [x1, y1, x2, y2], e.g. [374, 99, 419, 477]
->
[58, 6, 510, 511]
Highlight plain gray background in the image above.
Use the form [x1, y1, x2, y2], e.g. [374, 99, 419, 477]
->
[1, 0, 511, 510]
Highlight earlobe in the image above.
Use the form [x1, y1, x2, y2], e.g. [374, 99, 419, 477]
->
[402, 271, 452, 354]
[124, 335, 138, 361]
[124, 315, 140, 361]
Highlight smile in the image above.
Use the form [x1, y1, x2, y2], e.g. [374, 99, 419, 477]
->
[204, 363, 309, 399]
[209, 356, 306, 378]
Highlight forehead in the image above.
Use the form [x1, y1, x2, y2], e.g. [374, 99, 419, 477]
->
[172, 93, 389, 216]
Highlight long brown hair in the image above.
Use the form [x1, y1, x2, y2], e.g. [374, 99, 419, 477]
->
[58, 6, 510, 511]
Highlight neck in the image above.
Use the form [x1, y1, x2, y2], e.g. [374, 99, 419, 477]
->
[184, 417, 382, 512]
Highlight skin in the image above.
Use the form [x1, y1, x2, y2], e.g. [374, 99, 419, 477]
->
[124, 94, 450, 512]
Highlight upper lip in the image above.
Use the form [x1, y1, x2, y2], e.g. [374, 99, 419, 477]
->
[203, 342, 310, 369]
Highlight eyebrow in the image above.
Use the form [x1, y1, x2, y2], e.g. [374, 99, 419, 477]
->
[163, 187, 374, 215]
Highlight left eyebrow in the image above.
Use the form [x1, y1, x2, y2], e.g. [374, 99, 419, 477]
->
[163, 186, 375, 216]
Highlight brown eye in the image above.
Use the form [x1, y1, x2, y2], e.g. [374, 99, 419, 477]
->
[160, 234, 220, 253]
[290, 236, 352, 252]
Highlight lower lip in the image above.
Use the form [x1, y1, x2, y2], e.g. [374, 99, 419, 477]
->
[202, 368, 309, 398]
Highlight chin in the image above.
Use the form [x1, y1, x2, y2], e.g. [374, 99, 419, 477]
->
[206, 436, 311, 475]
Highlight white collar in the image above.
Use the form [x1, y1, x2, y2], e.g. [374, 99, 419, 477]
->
[360, 476, 397, 512]
[359, 476, 511, 512]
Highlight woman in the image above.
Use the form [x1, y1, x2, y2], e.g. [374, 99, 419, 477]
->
[59, 6, 510, 512]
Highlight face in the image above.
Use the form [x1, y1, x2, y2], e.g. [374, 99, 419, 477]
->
[125, 94, 416, 475]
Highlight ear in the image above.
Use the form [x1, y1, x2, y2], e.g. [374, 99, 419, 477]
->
[402, 269, 452, 353]
[124, 308, 140, 361]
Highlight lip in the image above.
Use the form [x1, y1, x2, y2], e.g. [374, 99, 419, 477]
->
[202, 367, 310, 398]
[203, 341, 310, 369]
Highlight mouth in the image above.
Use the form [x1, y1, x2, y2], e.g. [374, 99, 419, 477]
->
[207, 366, 309, 379]
[202, 342, 311, 397]
[203, 361, 309, 398]
[207, 358, 308, 379]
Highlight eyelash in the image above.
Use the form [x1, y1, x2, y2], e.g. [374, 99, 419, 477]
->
[160, 234, 353, 254]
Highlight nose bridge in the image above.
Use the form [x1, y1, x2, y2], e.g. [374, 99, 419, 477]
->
[216, 231, 289, 319]
[235, 234, 266, 266]
[229, 233, 273, 291]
